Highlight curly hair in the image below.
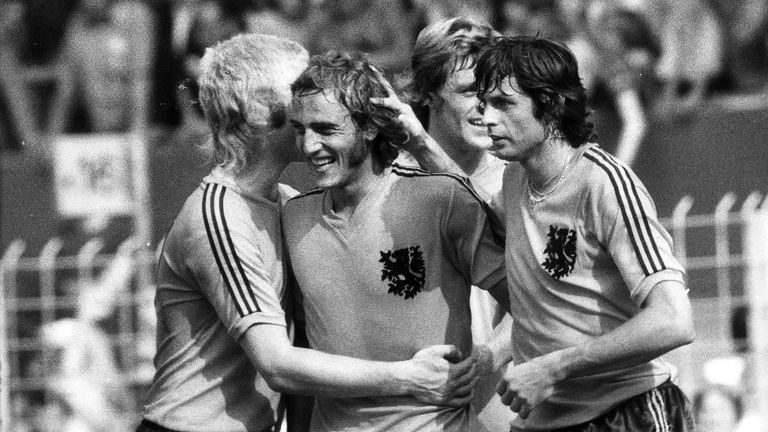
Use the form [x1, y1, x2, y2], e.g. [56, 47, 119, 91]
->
[475, 36, 596, 147]
[290, 51, 401, 166]
[197, 33, 308, 172]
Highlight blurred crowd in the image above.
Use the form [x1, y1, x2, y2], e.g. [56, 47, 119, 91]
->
[1, 0, 767, 158]
[1, 1, 767, 431]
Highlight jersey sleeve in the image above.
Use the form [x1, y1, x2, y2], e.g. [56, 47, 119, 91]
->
[191, 191, 287, 341]
[590, 161, 685, 305]
[444, 179, 507, 292]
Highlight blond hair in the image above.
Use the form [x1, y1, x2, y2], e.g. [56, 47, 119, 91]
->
[197, 33, 308, 172]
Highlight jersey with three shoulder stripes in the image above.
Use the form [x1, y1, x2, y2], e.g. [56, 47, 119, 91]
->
[497, 143, 685, 430]
[143, 172, 287, 431]
[281, 163, 507, 431]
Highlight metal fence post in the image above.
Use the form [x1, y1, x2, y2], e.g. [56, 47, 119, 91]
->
[0, 240, 25, 432]
[743, 193, 768, 432]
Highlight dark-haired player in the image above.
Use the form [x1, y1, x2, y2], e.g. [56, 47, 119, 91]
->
[375, 35, 696, 431]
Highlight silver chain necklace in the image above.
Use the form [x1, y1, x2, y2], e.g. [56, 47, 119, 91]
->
[527, 151, 573, 205]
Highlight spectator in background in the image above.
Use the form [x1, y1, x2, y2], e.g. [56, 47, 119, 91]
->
[244, 0, 307, 43]
[499, 0, 566, 41]
[172, 0, 252, 121]
[33, 319, 135, 432]
[0, 0, 34, 149]
[559, 0, 652, 167]
[52, 0, 154, 133]
[414, 0, 493, 26]
[304, 0, 417, 75]
[693, 385, 743, 432]
[498, 0, 651, 167]
[701, 304, 764, 432]
[710, 0, 768, 92]
[21, 240, 142, 432]
[653, 0, 725, 117]
[171, 0, 307, 124]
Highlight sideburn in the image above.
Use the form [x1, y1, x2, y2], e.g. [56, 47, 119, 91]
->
[346, 136, 372, 169]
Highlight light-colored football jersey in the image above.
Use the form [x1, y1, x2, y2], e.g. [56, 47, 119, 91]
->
[143, 169, 288, 432]
[492, 144, 686, 430]
[282, 163, 506, 432]
[394, 151, 514, 431]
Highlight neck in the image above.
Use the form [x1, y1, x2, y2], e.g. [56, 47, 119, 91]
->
[523, 137, 575, 190]
[429, 128, 490, 177]
[220, 158, 288, 203]
[330, 159, 385, 216]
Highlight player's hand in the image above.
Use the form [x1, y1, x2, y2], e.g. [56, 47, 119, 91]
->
[369, 68, 429, 153]
[496, 356, 556, 419]
[407, 345, 478, 407]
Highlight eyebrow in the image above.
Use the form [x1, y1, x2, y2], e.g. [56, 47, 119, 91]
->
[308, 121, 340, 128]
[456, 83, 477, 92]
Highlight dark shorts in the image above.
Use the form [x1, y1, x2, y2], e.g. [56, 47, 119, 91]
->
[135, 418, 279, 432]
[135, 419, 182, 432]
[553, 381, 696, 432]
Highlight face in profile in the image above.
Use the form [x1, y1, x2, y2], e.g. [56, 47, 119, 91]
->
[266, 105, 304, 165]
[288, 89, 372, 191]
[429, 67, 491, 153]
[480, 76, 548, 162]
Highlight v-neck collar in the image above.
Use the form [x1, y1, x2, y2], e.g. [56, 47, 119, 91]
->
[322, 166, 391, 225]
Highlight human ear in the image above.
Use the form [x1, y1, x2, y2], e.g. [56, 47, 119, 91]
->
[362, 124, 378, 141]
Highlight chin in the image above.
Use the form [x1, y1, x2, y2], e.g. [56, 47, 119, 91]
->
[465, 139, 493, 151]
[314, 173, 344, 190]
[314, 179, 335, 190]
[490, 151, 517, 162]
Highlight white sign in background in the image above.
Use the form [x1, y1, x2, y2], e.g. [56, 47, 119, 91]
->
[52, 134, 134, 218]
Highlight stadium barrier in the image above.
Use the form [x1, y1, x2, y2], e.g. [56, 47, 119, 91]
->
[1, 192, 767, 431]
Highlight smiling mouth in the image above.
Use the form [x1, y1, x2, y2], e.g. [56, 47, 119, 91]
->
[309, 157, 335, 169]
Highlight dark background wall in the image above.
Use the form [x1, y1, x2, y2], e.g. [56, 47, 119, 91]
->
[2, 103, 767, 255]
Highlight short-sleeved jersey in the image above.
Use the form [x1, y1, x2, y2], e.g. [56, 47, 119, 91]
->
[491, 144, 686, 431]
[394, 151, 514, 431]
[282, 163, 506, 432]
[143, 169, 288, 432]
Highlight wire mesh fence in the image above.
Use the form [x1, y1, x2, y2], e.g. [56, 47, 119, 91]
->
[0, 237, 156, 431]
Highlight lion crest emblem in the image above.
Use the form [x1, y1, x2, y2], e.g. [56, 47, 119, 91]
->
[379, 246, 426, 299]
[541, 225, 577, 279]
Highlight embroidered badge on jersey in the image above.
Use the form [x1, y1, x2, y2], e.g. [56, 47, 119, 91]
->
[379, 246, 425, 299]
[542, 225, 577, 279]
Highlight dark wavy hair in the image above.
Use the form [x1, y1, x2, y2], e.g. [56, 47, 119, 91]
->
[290, 51, 401, 165]
[475, 36, 596, 147]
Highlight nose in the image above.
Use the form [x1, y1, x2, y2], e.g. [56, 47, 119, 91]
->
[301, 130, 323, 156]
[481, 105, 498, 127]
